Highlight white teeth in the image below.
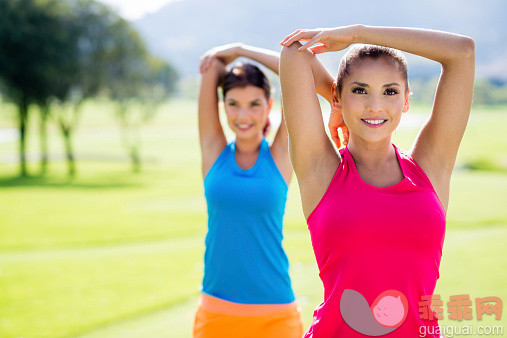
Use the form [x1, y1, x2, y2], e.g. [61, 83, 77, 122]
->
[237, 124, 252, 129]
[363, 119, 387, 125]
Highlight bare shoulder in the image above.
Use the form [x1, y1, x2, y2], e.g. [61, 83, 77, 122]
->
[269, 138, 292, 186]
[201, 138, 227, 179]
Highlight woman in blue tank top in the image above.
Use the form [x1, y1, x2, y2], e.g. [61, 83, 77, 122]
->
[193, 43, 304, 337]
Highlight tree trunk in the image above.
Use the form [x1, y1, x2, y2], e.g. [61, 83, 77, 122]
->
[18, 96, 28, 177]
[39, 105, 49, 175]
[60, 123, 75, 178]
[130, 146, 141, 173]
[56, 103, 82, 178]
[117, 104, 142, 174]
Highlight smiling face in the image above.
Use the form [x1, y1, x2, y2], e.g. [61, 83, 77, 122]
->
[333, 57, 410, 144]
[224, 85, 273, 140]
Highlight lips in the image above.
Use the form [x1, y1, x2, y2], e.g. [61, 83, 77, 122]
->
[361, 119, 387, 127]
[236, 123, 253, 131]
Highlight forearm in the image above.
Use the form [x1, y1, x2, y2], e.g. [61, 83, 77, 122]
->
[309, 56, 334, 103]
[198, 66, 221, 110]
[240, 43, 333, 102]
[281, 43, 334, 103]
[238, 44, 280, 74]
[353, 25, 474, 66]
[198, 62, 224, 140]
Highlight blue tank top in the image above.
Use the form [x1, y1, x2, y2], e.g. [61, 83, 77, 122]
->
[202, 138, 295, 304]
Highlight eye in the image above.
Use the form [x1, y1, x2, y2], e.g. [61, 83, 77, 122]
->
[384, 88, 398, 96]
[250, 102, 260, 107]
[352, 87, 366, 94]
[227, 102, 237, 106]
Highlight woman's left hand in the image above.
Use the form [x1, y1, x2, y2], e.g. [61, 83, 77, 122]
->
[280, 26, 356, 54]
[263, 118, 271, 137]
[328, 108, 349, 148]
[200, 43, 244, 73]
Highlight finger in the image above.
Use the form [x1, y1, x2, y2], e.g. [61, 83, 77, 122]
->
[309, 44, 329, 55]
[341, 127, 349, 145]
[200, 55, 210, 73]
[330, 128, 339, 140]
[298, 33, 322, 51]
[280, 30, 301, 45]
[332, 134, 341, 148]
[206, 56, 218, 73]
[263, 118, 271, 136]
[328, 113, 338, 128]
[330, 126, 339, 140]
[340, 128, 348, 146]
[282, 30, 316, 47]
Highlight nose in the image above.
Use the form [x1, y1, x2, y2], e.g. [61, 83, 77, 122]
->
[367, 94, 384, 114]
[237, 108, 251, 121]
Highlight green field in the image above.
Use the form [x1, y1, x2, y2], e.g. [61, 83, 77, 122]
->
[0, 99, 506, 337]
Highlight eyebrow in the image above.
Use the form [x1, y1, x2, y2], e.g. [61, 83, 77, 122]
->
[350, 81, 401, 87]
[226, 98, 263, 103]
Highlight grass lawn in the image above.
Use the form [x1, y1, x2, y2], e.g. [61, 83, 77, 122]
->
[0, 99, 506, 337]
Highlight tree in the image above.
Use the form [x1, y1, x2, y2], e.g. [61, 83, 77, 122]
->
[105, 19, 178, 173]
[48, 0, 118, 177]
[0, 0, 179, 177]
[0, 0, 69, 176]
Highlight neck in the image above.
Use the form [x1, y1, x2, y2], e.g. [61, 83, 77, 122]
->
[346, 136, 394, 168]
[234, 134, 263, 154]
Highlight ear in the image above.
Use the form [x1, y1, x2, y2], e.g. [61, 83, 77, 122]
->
[331, 82, 342, 112]
[402, 89, 410, 113]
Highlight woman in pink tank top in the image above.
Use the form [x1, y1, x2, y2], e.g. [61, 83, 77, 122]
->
[279, 26, 475, 337]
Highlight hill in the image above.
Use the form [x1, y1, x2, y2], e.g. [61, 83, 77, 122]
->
[134, 0, 507, 80]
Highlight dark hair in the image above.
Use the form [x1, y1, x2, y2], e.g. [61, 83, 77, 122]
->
[336, 44, 408, 95]
[221, 62, 271, 101]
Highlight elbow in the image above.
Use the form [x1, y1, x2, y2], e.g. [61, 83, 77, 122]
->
[280, 43, 301, 62]
[280, 42, 313, 64]
[443, 36, 475, 67]
[460, 36, 475, 60]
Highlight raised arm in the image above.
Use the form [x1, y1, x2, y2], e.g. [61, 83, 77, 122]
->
[198, 59, 227, 178]
[358, 27, 473, 211]
[231, 45, 294, 184]
[279, 43, 343, 218]
[285, 25, 475, 210]
[202, 43, 337, 186]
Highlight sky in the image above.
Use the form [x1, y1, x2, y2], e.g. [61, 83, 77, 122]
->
[97, 0, 177, 21]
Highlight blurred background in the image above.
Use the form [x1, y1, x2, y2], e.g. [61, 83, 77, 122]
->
[0, 0, 506, 337]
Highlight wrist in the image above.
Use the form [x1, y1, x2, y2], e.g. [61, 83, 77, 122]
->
[209, 58, 225, 72]
[234, 42, 246, 56]
[351, 24, 366, 44]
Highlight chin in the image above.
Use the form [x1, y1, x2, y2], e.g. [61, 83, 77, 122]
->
[234, 129, 262, 140]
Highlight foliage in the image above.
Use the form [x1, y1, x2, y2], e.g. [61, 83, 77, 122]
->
[0, 0, 179, 177]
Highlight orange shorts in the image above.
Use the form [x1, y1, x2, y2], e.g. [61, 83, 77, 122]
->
[193, 294, 304, 338]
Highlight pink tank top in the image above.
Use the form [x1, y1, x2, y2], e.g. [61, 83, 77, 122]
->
[305, 144, 446, 337]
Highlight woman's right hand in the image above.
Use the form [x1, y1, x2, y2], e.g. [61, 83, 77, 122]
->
[200, 43, 244, 74]
[280, 26, 357, 55]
